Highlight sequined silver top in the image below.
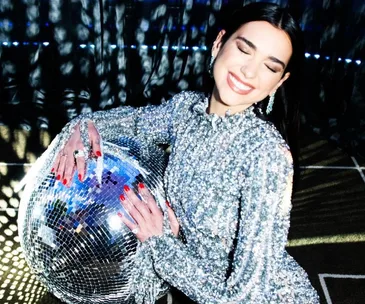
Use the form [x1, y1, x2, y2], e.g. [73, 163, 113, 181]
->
[23, 91, 319, 303]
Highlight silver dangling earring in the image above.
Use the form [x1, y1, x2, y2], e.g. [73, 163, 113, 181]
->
[208, 55, 215, 78]
[266, 92, 275, 115]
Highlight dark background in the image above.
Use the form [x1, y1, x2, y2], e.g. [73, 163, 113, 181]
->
[1, 1, 365, 303]
[0, 0, 364, 161]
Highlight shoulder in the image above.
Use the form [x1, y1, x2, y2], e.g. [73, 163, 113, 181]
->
[251, 118, 293, 167]
[168, 90, 205, 106]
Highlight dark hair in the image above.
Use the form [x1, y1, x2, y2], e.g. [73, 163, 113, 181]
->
[209, 2, 304, 166]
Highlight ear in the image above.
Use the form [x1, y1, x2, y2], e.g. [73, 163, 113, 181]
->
[270, 72, 290, 95]
[212, 29, 226, 58]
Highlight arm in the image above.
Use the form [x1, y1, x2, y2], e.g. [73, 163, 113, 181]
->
[52, 91, 194, 184]
[142, 144, 318, 303]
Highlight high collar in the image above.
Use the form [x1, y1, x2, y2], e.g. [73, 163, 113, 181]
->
[191, 95, 256, 131]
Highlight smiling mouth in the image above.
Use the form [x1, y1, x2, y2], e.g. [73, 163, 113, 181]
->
[227, 73, 255, 95]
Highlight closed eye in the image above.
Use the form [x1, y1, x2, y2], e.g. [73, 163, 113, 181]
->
[265, 65, 279, 73]
[238, 46, 250, 55]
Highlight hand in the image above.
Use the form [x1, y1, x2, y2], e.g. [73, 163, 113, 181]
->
[52, 121, 102, 186]
[118, 183, 179, 242]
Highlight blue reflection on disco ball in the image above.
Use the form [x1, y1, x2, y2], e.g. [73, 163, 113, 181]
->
[18, 137, 167, 304]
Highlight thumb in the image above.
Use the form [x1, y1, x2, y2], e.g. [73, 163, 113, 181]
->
[88, 121, 102, 157]
[166, 201, 179, 237]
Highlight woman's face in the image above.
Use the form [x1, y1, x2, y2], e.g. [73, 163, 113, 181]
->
[210, 21, 293, 115]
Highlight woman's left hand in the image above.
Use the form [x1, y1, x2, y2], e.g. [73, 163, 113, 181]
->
[118, 183, 179, 242]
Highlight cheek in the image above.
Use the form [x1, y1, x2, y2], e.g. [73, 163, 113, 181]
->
[258, 72, 283, 93]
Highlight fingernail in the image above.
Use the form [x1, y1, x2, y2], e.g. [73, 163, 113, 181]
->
[56, 175, 61, 180]
[78, 174, 82, 182]
[138, 182, 145, 189]
[62, 179, 67, 185]
[123, 185, 130, 192]
[119, 194, 126, 201]
[51, 168, 55, 173]
[95, 151, 102, 157]
[117, 212, 123, 218]
[165, 200, 171, 208]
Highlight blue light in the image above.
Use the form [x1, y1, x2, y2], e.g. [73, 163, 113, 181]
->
[33, 42, 38, 46]
[12, 42, 19, 46]
[338, 57, 342, 62]
[131, 45, 136, 49]
[345, 58, 352, 63]
[200, 46, 208, 51]
[314, 54, 320, 59]
[304, 52, 311, 58]
[181, 26, 186, 31]
[355, 60, 361, 65]
[2, 42, 9, 46]
[161, 46, 168, 50]
[141, 45, 148, 49]
[192, 46, 199, 51]
[80, 44, 87, 48]
[152, 45, 157, 50]
[171, 45, 178, 50]
[325, 56, 330, 60]
[110, 44, 117, 49]
[43, 42, 49, 46]
[23, 42, 29, 45]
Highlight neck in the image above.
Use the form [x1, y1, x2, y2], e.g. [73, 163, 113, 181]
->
[208, 88, 252, 116]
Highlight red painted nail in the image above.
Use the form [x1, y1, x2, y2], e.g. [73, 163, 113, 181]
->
[95, 151, 102, 157]
[165, 200, 171, 208]
[138, 183, 145, 189]
[56, 175, 61, 180]
[123, 185, 130, 192]
[119, 194, 126, 201]
[78, 174, 82, 182]
[117, 212, 123, 218]
[62, 179, 67, 185]
[51, 168, 55, 173]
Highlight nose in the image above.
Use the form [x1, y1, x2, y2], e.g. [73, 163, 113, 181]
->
[240, 60, 258, 79]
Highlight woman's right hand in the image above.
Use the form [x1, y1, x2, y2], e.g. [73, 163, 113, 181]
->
[52, 121, 102, 186]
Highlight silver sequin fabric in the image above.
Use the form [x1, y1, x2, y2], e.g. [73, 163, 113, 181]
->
[24, 91, 320, 304]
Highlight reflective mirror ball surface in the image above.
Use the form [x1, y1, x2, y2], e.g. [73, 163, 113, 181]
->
[18, 137, 167, 304]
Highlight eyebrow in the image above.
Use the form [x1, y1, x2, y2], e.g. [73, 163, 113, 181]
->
[237, 36, 286, 69]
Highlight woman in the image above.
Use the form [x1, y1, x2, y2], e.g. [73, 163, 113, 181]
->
[50, 2, 319, 303]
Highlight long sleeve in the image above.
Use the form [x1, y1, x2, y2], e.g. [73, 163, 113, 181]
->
[77, 92, 191, 146]
[86, 98, 175, 145]
[144, 144, 319, 303]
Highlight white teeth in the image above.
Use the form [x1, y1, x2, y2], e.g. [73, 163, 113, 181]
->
[229, 74, 252, 91]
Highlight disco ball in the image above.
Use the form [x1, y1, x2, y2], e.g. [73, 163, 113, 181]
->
[18, 137, 168, 304]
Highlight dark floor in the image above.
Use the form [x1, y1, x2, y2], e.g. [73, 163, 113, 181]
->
[1, 127, 365, 304]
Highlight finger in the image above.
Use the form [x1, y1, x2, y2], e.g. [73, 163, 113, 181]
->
[119, 193, 145, 226]
[117, 212, 139, 235]
[56, 154, 68, 185]
[123, 185, 152, 220]
[166, 201, 179, 237]
[75, 155, 87, 182]
[51, 152, 62, 176]
[63, 153, 77, 187]
[88, 121, 102, 157]
[137, 183, 162, 216]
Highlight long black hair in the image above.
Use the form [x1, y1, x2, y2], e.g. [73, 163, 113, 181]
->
[209, 2, 304, 166]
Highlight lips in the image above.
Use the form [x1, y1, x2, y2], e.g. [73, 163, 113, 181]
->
[227, 73, 255, 95]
